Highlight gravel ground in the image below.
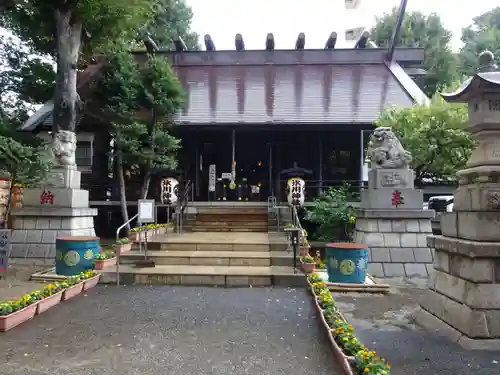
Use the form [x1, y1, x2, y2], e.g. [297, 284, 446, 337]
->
[334, 278, 500, 375]
[1, 286, 341, 375]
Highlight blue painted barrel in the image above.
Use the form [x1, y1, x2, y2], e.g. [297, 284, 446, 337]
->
[55, 236, 100, 276]
[325, 242, 369, 284]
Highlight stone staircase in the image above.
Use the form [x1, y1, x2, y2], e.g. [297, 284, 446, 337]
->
[185, 207, 269, 232]
[101, 232, 303, 287]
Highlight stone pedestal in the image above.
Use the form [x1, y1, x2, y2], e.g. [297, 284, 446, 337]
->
[355, 168, 434, 278]
[355, 209, 434, 277]
[414, 51, 500, 350]
[8, 167, 97, 265]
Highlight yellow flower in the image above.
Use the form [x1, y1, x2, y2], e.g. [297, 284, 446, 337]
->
[364, 368, 369, 373]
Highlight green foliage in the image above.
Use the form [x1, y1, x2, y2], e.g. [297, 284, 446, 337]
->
[305, 184, 356, 242]
[90, 46, 182, 184]
[375, 102, 474, 184]
[1, 0, 159, 57]
[370, 8, 457, 97]
[0, 126, 50, 187]
[459, 7, 500, 76]
[146, 0, 200, 49]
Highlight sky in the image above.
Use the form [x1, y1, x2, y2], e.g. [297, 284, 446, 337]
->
[186, 0, 499, 50]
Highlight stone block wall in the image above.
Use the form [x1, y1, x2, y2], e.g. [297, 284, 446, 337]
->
[9, 209, 96, 266]
[415, 235, 500, 349]
[355, 217, 434, 277]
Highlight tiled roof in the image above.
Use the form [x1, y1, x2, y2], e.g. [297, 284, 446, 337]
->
[20, 50, 427, 131]
[174, 64, 414, 124]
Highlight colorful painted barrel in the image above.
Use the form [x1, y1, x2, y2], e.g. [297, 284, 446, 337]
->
[55, 236, 100, 276]
[325, 242, 369, 284]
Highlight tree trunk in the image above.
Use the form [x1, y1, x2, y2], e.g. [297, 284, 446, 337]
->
[116, 149, 130, 235]
[53, 7, 82, 133]
[139, 109, 158, 199]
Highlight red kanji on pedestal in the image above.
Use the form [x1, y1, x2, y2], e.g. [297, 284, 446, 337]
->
[40, 190, 54, 205]
[392, 190, 404, 207]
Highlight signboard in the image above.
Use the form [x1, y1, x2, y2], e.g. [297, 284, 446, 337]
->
[0, 229, 10, 274]
[138, 199, 155, 223]
[221, 172, 232, 179]
[208, 164, 216, 192]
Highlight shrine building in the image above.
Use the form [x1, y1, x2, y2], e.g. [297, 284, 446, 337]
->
[20, 31, 428, 235]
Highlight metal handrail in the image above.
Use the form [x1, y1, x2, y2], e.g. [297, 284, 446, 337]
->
[176, 180, 192, 234]
[115, 213, 138, 286]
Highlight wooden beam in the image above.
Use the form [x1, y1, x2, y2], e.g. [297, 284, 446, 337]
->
[174, 36, 187, 52]
[204, 34, 215, 51]
[325, 32, 337, 49]
[266, 33, 275, 51]
[295, 32, 305, 50]
[355, 31, 370, 49]
[235, 33, 245, 51]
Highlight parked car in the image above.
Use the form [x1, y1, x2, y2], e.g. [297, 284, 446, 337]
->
[426, 195, 454, 234]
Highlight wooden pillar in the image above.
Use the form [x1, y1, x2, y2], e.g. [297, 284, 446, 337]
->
[275, 143, 281, 202]
[195, 142, 200, 199]
[318, 137, 323, 197]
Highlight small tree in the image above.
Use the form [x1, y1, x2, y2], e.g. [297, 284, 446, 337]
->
[305, 184, 356, 242]
[375, 99, 474, 185]
[136, 55, 183, 198]
[0, 119, 51, 228]
[91, 46, 182, 227]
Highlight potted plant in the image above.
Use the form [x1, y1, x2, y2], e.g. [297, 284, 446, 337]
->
[129, 226, 145, 242]
[82, 270, 101, 290]
[61, 275, 84, 301]
[300, 254, 316, 273]
[305, 184, 357, 242]
[94, 250, 117, 270]
[165, 222, 174, 234]
[36, 283, 63, 314]
[114, 237, 132, 254]
[0, 293, 38, 332]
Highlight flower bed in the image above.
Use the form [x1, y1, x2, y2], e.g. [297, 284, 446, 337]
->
[94, 249, 116, 270]
[129, 223, 173, 242]
[307, 273, 391, 375]
[114, 237, 132, 254]
[0, 271, 99, 332]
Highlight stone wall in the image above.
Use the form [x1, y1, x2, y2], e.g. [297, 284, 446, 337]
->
[355, 217, 434, 278]
[9, 209, 96, 265]
[415, 235, 500, 349]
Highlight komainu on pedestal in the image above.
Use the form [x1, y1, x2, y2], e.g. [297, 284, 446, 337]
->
[9, 130, 97, 266]
[355, 126, 434, 278]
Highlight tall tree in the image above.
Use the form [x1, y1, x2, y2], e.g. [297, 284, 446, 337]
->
[458, 7, 500, 77]
[370, 8, 457, 97]
[1, 0, 158, 141]
[147, 0, 200, 49]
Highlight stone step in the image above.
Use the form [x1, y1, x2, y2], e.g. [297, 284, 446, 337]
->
[100, 264, 305, 287]
[195, 208, 268, 215]
[121, 250, 293, 267]
[190, 227, 268, 233]
[193, 214, 268, 221]
[147, 242, 270, 251]
[188, 220, 268, 225]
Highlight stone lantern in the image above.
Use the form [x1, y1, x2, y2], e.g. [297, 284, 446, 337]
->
[415, 51, 500, 350]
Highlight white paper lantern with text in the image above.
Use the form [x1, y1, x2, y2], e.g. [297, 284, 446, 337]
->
[286, 177, 305, 206]
[160, 178, 179, 205]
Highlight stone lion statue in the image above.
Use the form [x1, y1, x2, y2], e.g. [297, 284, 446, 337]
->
[51, 130, 76, 167]
[366, 127, 412, 169]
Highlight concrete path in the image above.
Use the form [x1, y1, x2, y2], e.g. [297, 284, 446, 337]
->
[334, 278, 500, 375]
[1, 286, 340, 375]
